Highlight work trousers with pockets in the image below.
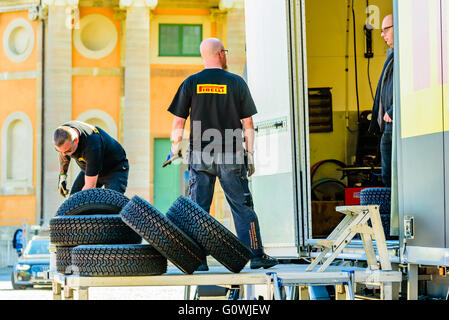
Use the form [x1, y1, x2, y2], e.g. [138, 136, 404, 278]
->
[380, 131, 392, 187]
[70, 163, 129, 195]
[189, 151, 264, 257]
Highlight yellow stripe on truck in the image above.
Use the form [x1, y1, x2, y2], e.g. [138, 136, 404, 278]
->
[398, 0, 448, 139]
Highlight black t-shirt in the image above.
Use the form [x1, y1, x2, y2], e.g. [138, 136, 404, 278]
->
[63, 120, 128, 177]
[168, 68, 258, 152]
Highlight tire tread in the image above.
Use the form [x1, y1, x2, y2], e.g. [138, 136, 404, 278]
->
[167, 196, 253, 273]
[120, 196, 205, 274]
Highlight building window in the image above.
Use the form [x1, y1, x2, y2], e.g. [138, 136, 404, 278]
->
[159, 24, 202, 57]
[6, 120, 27, 181]
[76, 110, 117, 139]
[73, 14, 118, 60]
[3, 18, 35, 63]
[1, 112, 34, 194]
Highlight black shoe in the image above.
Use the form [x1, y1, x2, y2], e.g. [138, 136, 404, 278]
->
[197, 259, 209, 271]
[250, 254, 279, 270]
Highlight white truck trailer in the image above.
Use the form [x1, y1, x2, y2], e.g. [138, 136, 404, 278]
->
[244, 0, 449, 300]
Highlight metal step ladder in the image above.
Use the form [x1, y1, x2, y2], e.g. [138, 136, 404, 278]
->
[306, 205, 392, 272]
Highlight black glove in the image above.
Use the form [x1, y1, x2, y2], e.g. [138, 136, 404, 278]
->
[58, 174, 69, 198]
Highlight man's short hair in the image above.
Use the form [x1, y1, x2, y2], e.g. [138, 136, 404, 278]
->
[54, 126, 75, 147]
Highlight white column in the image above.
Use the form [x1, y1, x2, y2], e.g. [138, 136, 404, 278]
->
[34, 7, 45, 224]
[42, 0, 78, 222]
[225, 1, 246, 77]
[120, 0, 157, 200]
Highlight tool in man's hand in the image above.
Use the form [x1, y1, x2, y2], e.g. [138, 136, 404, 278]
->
[58, 174, 69, 198]
[162, 150, 182, 167]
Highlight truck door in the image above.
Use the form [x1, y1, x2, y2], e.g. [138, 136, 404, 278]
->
[442, 0, 449, 250]
[245, 0, 310, 256]
[396, 0, 447, 262]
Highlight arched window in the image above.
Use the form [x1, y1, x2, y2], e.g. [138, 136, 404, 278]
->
[76, 110, 117, 139]
[1, 112, 33, 194]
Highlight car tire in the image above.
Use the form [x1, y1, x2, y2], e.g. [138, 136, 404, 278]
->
[167, 196, 254, 273]
[120, 196, 205, 274]
[10, 273, 27, 290]
[49, 215, 142, 246]
[360, 187, 391, 214]
[70, 244, 167, 277]
[360, 187, 398, 240]
[311, 178, 346, 201]
[56, 246, 75, 274]
[56, 188, 130, 216]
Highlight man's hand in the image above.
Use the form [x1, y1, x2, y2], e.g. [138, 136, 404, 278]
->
[163, 148, 182, 167]
[171, 142, 181, 155]
[383, 112, 393, 123]
[82, 175, 99, 191]
[246, 152, 255, 177]
[58, 174, 69, 198]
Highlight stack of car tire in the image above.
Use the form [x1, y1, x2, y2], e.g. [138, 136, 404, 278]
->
[359, 187, 398, 240]
[49, 188, 253, 276]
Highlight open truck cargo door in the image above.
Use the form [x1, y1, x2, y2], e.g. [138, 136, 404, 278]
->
[244, 0, 310, 257]
[396, 0, 449, 265]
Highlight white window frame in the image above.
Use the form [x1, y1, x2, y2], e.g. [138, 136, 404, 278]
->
[1, 111, 34, 195]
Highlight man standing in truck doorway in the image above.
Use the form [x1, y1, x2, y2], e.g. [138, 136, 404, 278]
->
[369, 14, 394, 187]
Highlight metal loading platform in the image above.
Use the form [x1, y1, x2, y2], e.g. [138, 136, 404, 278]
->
[51, 205, 402, 300]
[51, 263, 402, 300]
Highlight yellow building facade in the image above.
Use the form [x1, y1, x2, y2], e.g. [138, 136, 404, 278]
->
[0, 0, 246, 227]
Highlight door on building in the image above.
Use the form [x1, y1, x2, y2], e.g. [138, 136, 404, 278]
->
[153, 138, 180, 214]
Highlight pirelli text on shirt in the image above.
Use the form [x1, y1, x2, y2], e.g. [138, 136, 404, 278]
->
[197, 84, 227, 94]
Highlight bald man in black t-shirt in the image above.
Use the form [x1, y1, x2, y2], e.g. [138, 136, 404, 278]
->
[54, 120, 129, 197]
[168, 38, 278, 270]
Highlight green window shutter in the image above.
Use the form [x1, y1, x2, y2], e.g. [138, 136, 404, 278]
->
[159, 24, 180, 56]
[181, 25, 202, 56]
[159, 24, 202, 57]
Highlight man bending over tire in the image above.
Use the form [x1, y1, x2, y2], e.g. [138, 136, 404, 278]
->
[54, 120, 129, 197]
[167, 38, 278, 270]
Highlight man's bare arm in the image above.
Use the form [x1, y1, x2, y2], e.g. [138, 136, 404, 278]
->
[242, 117, 255, 153]
[59, 153, 71, 175]
[82, 175, 99, 191]
[170, 116, 186, 153]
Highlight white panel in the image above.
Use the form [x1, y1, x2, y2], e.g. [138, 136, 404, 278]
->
[245, 0, 291, 121]
[254, 131, 292, 176]
[245, 0, 298, 251]
[245, 0, 293, 175]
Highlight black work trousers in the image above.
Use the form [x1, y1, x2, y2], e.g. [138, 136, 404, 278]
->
[380, 131, 392, 187]
[189, 151, 264, 257]
[70, 164, 129, 195]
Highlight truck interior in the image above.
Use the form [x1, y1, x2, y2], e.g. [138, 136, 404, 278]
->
[304, 0, 398, 241]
